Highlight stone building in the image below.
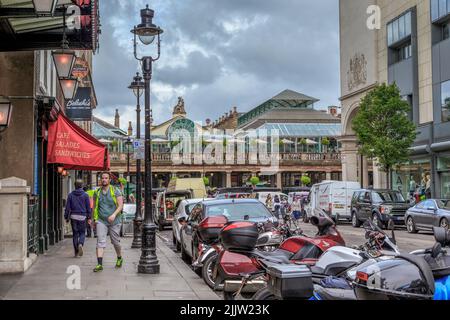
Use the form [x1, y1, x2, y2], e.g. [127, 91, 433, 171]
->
[340, 0, 450, 199]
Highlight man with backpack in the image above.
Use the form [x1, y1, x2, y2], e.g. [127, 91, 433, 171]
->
[92, 172, 124, 272]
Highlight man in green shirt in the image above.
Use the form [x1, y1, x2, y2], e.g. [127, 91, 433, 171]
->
[93, 172, 124, 272]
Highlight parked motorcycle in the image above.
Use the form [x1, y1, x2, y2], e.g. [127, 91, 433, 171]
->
[196, 220, 299, 289]
[215, 209, 345, 300]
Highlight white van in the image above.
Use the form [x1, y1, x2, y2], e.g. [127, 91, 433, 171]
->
[305, 181, 361, 222]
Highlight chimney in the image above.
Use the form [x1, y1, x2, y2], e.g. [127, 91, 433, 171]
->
[205, 119, 211, 126]
[233, 106, 237, 114]
[114, 109, 120, 128]
[128, 121, 133, 136]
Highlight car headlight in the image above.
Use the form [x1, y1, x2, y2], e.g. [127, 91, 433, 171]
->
[380, 206, 392, 215]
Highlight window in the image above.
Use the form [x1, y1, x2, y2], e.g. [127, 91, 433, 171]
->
[422, 200, 437, 210]
[431, 0, 450, 22]
[387, 12, 412, 46]
[442, 80, 450, 122]
[444, 22, 450, 40]
[396, 43, 412, 62]
[205, 203, 273, 221]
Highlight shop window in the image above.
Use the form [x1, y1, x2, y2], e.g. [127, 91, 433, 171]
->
[442, 80, 450, 122]
[438, 157, 450, 171]
[441, 172, 450, 199]
[444, 22, 450, 40]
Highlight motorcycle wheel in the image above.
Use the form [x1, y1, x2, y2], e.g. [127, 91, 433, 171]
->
[303, 213, 310, 223]
[223, 291, 256, 300]
[202, 254, 220, 290]
[252, 287, 280, 300]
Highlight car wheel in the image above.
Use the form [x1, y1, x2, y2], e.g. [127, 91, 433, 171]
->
[352, 212, 361, 228]
[440, 218, 449, 230]
[202, 254, 221, 290]
[406, 216, 418, 234]
[372, 213, 385, 230]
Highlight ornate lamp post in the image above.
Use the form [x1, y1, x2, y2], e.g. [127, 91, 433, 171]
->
[128, 72, 145, 249]
[125, 136, 132, 203]
[131, 4, 163, 274]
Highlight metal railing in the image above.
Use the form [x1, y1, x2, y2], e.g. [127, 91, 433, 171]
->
[27, 195, 39, 255]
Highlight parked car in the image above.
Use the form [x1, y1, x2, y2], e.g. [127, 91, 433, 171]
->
[305, 181, 361, 223]
[178, 199, 278, 264]
[253, 191, 288, 211]
[351, 189, 411, 229]
[172, 198, 206, 251]
[120, 203, 136, 237]
[155, 190, 193, 231]
[405, 199, 450, 233]
[215, 193, 252, 200]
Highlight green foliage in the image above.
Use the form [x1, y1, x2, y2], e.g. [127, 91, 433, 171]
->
[170, 140, 180, 149]
[118, 177, 127, 186]
[352, 83, 417, 176]
[249, 176, 260, 186]
[321, 137, 330, 146]
[301, 175, 311, 186]
[300, 138, 307, 145]
[203, 176, 210, 186]
[111, 139, 119, 148]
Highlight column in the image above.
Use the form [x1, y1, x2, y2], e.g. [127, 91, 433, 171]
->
[226, 172, 232, 188]
[362, 156, 370, 188]
[0, 177, 36, 273]
[341, 138, 358, 182]
[276, 172, 282, 189]
[326, 172, 332, 181]
[373, 161, 387, 189]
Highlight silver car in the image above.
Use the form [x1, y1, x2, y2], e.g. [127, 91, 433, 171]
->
[172, 198, 205, 251]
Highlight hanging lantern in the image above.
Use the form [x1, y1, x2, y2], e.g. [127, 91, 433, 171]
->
[60, 78, 78, 100]
[52, 50, 77, 78]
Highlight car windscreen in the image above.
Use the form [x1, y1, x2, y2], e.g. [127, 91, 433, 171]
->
[205, 203, 273, 221]
[185, 203, 198, 215]
[437, 200, 450, 210]
[372, 191, 405, 203]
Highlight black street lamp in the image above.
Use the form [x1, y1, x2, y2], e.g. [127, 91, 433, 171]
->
[0, 96, 13, 140]
[128, 72, 145, 249]
[131, 4, 163, 274]
[125, 136, 132, 203]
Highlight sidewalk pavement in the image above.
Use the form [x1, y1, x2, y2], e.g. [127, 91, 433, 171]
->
[0, 234, 219, 300]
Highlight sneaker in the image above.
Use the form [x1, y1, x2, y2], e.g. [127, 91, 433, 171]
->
[93, 264, 103, 272]
[115, 257, 123, 268]
[78, 245, 84, 257]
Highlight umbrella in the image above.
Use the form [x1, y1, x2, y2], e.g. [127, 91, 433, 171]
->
[99, 138, 112, 144]
[305, 139, 318, 145]
[281, 139, 294, 144]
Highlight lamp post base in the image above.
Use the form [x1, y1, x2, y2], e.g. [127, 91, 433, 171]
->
[137, 222, 160, 274]
[131, 217, 143, 249]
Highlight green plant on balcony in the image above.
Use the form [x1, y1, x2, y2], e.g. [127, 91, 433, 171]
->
[249, 176, 260, 186]
[301, 175, 311, 187]
[170, 140, 180, 150]
[203, 176, 210, 186]
[321, 137, 330, 146]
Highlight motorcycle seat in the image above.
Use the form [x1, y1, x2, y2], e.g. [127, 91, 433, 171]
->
[399, 253, 435, 293]
[254, 249, 293, 264]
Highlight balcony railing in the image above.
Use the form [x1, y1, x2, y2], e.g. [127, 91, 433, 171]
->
[109, 152, 342, 166]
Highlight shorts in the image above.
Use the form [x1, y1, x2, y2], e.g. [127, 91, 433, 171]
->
[96, 220, 121, 249]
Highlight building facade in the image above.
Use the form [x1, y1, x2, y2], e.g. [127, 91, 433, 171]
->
[109, 90, 344, 191]
[340, 0, 450, 199]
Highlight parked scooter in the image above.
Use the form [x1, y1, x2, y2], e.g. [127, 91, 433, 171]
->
[215, 209, 345, 300]
[352, 226, 450, 300]
[252, 219, 400, 300]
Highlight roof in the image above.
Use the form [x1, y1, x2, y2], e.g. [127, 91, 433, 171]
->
[239, 108, 340, 130]
[256, 123, 342, 137]
[238, 89, 320, 128]
[92, 117, 128, 139]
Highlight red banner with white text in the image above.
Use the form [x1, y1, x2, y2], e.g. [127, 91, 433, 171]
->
[47, 113, 110, 171]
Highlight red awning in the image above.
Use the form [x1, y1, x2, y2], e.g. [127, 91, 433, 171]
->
[47, 113, 110, 171]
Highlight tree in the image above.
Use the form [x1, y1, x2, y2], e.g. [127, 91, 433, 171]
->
[352, 83, 417, 189]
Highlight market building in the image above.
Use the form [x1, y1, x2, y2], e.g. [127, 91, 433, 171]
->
[339, 0, 450, 199]
[0, 0, 102, 273]
[109, 90, 343, 190]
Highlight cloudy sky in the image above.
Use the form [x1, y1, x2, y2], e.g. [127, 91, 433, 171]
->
[93, 0, 340, 132]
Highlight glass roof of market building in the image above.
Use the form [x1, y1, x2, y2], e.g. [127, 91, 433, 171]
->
[256, 123, 342, 138]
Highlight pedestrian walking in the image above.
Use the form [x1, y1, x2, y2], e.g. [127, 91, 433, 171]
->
[291, 197, 302, 220]
[64, 180, 92, 258]
[93, 172, 124, 272]
[85, 187, 96, 238]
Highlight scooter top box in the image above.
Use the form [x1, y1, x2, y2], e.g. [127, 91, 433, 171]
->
[220, 221, 259, 252]
[265, 262, 314, 300]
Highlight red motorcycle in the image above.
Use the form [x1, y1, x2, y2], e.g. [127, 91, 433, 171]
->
[214, 210, 345, 300]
